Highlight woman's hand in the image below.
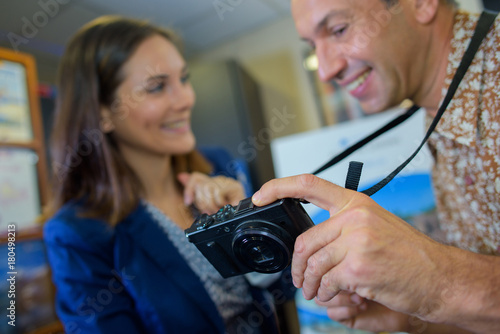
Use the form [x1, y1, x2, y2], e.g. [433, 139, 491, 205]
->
[177, 172, 245, 214]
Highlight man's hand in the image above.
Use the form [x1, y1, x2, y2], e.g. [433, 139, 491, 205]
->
[315, 294, 475, 334]
[252, 174, 450, 319]
[315, 292, 411, 332]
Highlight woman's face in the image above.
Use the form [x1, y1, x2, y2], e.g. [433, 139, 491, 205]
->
[104, 34, 196, 157]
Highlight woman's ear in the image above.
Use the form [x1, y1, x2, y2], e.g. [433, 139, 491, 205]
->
[413, 0, 440, 24]
[100, 107, 115, 133]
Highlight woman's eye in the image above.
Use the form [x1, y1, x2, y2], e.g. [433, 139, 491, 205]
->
[146, 81, 165, 93]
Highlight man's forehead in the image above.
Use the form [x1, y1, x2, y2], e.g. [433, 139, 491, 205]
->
[291, 0, 360, 17]
[291, 0, 384, 9]
[291, 0, 356, 29]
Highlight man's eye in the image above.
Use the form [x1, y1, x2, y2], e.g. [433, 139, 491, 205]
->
[329, 24, 348, 37]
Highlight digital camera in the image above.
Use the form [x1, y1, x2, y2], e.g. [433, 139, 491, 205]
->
[185, 197, 314, 278]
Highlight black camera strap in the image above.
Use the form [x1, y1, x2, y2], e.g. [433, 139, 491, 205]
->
[312, 10, 498, 196]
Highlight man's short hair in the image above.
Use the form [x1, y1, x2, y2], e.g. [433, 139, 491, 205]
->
[380, 0, 457, 7]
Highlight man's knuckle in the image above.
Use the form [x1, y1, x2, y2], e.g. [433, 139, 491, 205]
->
[320, 272, 335, 290]
[297, 174, 318, 189]
[306, 255, 322, 277]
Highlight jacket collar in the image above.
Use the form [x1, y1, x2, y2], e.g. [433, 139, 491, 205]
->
[119, 202, 225, 332]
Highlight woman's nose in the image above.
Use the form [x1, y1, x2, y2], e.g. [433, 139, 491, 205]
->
[170, 82, 195, 111]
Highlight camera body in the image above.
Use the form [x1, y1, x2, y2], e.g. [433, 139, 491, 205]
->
[185, 197, 314, 278]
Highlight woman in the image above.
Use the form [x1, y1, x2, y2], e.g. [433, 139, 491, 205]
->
[44, 16, 292, 333]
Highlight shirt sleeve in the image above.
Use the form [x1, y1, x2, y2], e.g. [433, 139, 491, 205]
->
[43, 216, 146, 334]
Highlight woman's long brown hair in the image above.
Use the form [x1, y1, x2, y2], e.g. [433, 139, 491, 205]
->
[47, 16, 211, 225]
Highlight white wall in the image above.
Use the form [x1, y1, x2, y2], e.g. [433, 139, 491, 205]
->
[190, 16, 322, 139]
[191, 0, 484, 139]
[457, 0, 482, 12]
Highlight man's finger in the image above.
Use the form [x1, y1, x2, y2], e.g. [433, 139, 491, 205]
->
[299, 229, 348, 299]
[326, 305, 367, 322]
[315, 291, 364, 307]
[316, 264, 345, 302]
[252, 174, 358, 214]
[291, 214, 346, 290]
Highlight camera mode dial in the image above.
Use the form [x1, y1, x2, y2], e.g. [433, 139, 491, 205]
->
[196, 214, 215, 230]
[215, 204, 235, 222]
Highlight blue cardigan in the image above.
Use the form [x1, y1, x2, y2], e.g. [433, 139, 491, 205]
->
[44, 148, 294, 333]
[45, 201, 224, 333]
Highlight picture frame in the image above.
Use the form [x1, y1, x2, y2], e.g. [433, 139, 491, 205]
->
[0, 47, 49, 232]
[0, 148, 42, 230]
[0, 57, 33, 142]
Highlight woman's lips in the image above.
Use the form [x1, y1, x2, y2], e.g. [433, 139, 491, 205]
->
[160, 120, 190, 132]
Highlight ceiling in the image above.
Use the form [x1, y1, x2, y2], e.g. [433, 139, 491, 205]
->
[0, 0, 292, 60]
[2, 0, 493, 83]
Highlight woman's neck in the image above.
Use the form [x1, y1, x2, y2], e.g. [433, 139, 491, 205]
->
[119, 145, 177, 200]
[118, 145, 194, 229]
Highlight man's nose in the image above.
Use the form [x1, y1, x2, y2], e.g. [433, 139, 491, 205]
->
[316, 41, 348, 82]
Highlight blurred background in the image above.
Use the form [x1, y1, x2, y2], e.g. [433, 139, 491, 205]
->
[0, 0, 497, 333]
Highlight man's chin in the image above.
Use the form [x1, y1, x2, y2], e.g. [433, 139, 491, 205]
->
[359, 99, 406, 115]
[358, 102, 385, 115]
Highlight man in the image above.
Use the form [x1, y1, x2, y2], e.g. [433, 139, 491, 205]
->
[252, 0, 500, 333]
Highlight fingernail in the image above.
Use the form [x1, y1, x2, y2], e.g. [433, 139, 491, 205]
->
[302, 289, 312, 300]
[252, 191, 261, 205]
[350, 294, 362, 304]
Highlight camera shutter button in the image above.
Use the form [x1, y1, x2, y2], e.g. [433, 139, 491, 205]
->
[199, 214, 215, 229]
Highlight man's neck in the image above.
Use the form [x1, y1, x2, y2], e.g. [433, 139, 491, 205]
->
[415, 7, 457, 116]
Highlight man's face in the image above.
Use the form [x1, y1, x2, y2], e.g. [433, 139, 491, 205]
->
[292, 0, 422, 113]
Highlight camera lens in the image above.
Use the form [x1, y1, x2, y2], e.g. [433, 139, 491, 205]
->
[248, 244, 275, 265]
[232, 221, 293, 273]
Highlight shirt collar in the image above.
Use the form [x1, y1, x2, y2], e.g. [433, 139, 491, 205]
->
[434, 10, 482, 147]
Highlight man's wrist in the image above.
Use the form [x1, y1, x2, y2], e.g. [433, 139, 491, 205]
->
[405, 241, 457, 324]
[420, 246, 500, 333]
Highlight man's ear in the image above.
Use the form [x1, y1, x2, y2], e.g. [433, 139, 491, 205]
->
[413, 0, 439, 24]
[100, 107, 115, 133]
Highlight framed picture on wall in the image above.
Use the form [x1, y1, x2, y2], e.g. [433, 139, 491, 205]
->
[0, 148, 41, 231]
[0, 58, 33, 143]
[0, 48, 49, 233]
